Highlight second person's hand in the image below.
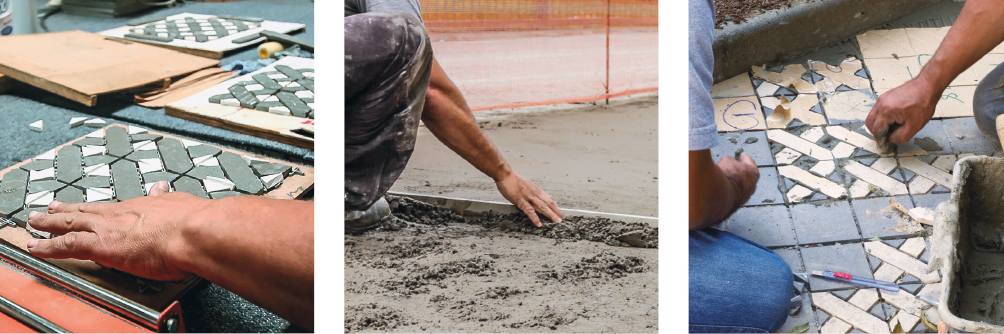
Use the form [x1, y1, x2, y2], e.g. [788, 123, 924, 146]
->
[866, 77, 941, 144]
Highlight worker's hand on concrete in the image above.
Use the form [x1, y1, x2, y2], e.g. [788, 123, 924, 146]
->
[866, 78, 940, 144]
[496, 171, 563, 227]
[716, 153, 759, 205]
[25, 181, 201, 281]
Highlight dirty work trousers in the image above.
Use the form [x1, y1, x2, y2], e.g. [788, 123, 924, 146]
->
[344, 12, 433, 211]
[690, 228, 793, 333]
[974, 62, 1004, 148]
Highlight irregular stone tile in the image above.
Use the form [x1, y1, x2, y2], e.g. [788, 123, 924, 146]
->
[713, 97, 766, 132]
[124, 149, 162, 162]
[130, 133, 162, 142]
[173, 176, 208, 199]
[710, 132, 771, 167]
[910, 193, 950, 210]
[20, 160, 54, 171]
[898, 156, 956, 195]
[774, 248, 805, 272]
[778, 164, 847, 203]
[751, 63, 818, 94]
[27, 180, 67, 193]
[105, 126, 132, 157]
[724, 205, 796, 247]
[0, 169, 29, 216]
[218, 152, 264, 194]
[746, 167, 786, 206]
[260, 173, 284, 190]
[187, 145, 221, 159]
[842, 158, 909, 199]
[852, 196, 920, 239]
[762, 95, 826, 129]
[802, 243, 874, 291]
[821, 90, 877, 125]
[943, 118, 998, 154]
[55, 186, 84, 204]
[73, 137, 105, 147]
[110, 160, 144, 201]
[83, 155, 117, 167]
[250, 161, 293, 177]
[83, 164, 110, 178]
[193, 156, 220, 167]
[158, 138, 194, 174]
[11, 207, 46, 228]
[209, 191, 245, 199]
[790, 201, 860, 245]
[55, 145, 83, 184]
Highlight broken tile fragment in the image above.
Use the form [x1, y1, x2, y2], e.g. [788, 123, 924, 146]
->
[130, 133, 162, 142]
[854, 196, 922, 239]
[25, 191, 53, 208]
[260, 173, 283, 190]
[0, 169, 29, 216]
[86, 188, 115, 202]
[209, 191, 244, 199]
[84, 164, 111, 177]
[203, 176, 236, 193]
[110, 160, 144, 201]
[187, 145, 221, 159]
[73, 138, 106, 147]
[133, 140, 157, 151]
[808, 58, 869, 92]
[187, 166, 226, 179]
[751, 64, 817, 94]
[250, 162, 292, 177]
[83, 155, 117, 167]
[193, 156, 220, 167]
[173, 176, 209, 199]
[864, 241, 939, 283]
[69, 117, 87, 128]
[81, 145, 107, 157]
[29, 120, 43, 132]
[137, 158, 164, 174]
[218, 152, 264, 194]
[29, 168, 55, 182]
[128, 126, 148, 135]
[84, 118, 106, 128]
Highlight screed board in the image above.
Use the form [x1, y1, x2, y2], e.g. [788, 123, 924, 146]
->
[166, 57, 314, 149]
[0, 124, 314, 311]
[99, 13, 306, 59]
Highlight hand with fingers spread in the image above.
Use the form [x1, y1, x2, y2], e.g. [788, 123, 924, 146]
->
[495, 170, 564, 227]
[26, 180, 315, 330]
[865, 78, 941, 144]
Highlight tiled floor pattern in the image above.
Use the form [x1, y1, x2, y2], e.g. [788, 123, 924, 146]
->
[0, 125, 296, 239]
[705, 26, 1004, 333]
[208, 64, 315, 118]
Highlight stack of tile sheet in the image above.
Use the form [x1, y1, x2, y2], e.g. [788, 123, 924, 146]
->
[61, 0, 151, 17]
[207, 64, 315, 118]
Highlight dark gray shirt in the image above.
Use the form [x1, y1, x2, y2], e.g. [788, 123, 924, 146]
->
[344, 0, 424, 24]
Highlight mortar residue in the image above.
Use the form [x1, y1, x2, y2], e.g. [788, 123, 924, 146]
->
[345, 196, 658, 332]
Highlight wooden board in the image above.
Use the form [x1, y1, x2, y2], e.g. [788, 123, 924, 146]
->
[0, 31, 219, 106]
[99, 13, 306, 59]
[166, 57, 314, 149]
[0, 124, 314, 311]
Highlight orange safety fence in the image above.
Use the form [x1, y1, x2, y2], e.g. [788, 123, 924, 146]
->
[421, 0, 657, 111]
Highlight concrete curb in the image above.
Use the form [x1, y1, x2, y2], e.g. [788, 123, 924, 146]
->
[712, 0, 942, 83]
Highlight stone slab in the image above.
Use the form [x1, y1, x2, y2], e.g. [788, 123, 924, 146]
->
[791, 201, 860, 245]
[852, 196, 920, 239]
[801, 243, 874, 291]
[725, 205, 797, 247]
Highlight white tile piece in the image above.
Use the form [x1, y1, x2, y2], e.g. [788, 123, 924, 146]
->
[786, 185, 815, 203]
[84, 164, 110, 177]
[35, 149, 56, 160]
[245, 84, 264, 91]
[261, 173, 282, 189]
[256, 95, 271, 101]
[830, 142, 857, 159]
[269, 106, 291, 116]
[899, 238, 927, 258]
[800, 127, 826, 142]
[888, 311, 920, 332]
[775, 148, 803, 165]
[842, 161, 909, 196]
[137, 158, 164, 174]
[899, 157, 954, 188]
[86, 188, 114, 202]
[779, 165, 847, 199]
[870, 158, 898, 175]
[848, 180, 874, 198]
[242, 155, 269, 166]
[872, 263, 905, 283]
[820, 318, 853, 334]
[810, 160, 836, 176]
[285, 81, 301, 88]
[182, 139, 202, 148]
[751, 64, 817, 93]
[767, 130, 834, 160]
[85, 129, 104, 138]
[825, 126, 892, 156]
[29, 168, 55, 181]
[930, 155, 957, 172]
[220, 99, 241, 107]
[29, 120, 43, 132]
[262, 95, 279, 102]
[84, 118, 106, 128]
[204, 176, 236, 193]
[81, 145, 107, 157]
[864, 241, 940, 283]
[710, 73, 756, 98]
[908, 176, 936, 195]
[128, 126, 148, 135]
[295, 90, 314, 99]
[133, 139, 156, 150]
[268, 73, 286, 80]
[69, 117, 87, 128]
[812, 292, 890, 334]
[26, 191, 53, 208]
[848, 289, 880, 311]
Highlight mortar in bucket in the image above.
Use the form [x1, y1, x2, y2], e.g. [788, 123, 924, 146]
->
[0, 0, 40, 36]
[931, 155, 1004, 332]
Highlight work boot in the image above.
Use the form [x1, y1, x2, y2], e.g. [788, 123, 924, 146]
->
[345, 197, 391, 234]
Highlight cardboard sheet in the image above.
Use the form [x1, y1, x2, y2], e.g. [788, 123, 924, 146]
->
[0, 31, 219, 106]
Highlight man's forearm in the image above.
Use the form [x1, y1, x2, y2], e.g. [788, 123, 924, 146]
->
[689, 150, 744, 230]
[920, 0, 1004, 90]
[176, 196, 314, 329]
[421, 57, 512, 181]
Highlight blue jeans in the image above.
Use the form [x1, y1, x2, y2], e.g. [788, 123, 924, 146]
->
[690, 229, 793, 333]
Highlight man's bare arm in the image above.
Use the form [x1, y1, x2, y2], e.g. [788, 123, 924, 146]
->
[689, 150, 758, 230]
[867, 0, 1004, 143]
[26, 182, 314, 330]
[421, 57, 563, 226]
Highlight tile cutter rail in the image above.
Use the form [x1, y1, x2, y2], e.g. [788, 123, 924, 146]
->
[0, 237, 183, 333]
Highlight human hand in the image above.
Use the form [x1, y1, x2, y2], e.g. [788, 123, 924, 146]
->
[495, 171, 563, 227]
[716, 153, 759, 206]
[26, 181, 207, 281]
[866, 77, 941, 144]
